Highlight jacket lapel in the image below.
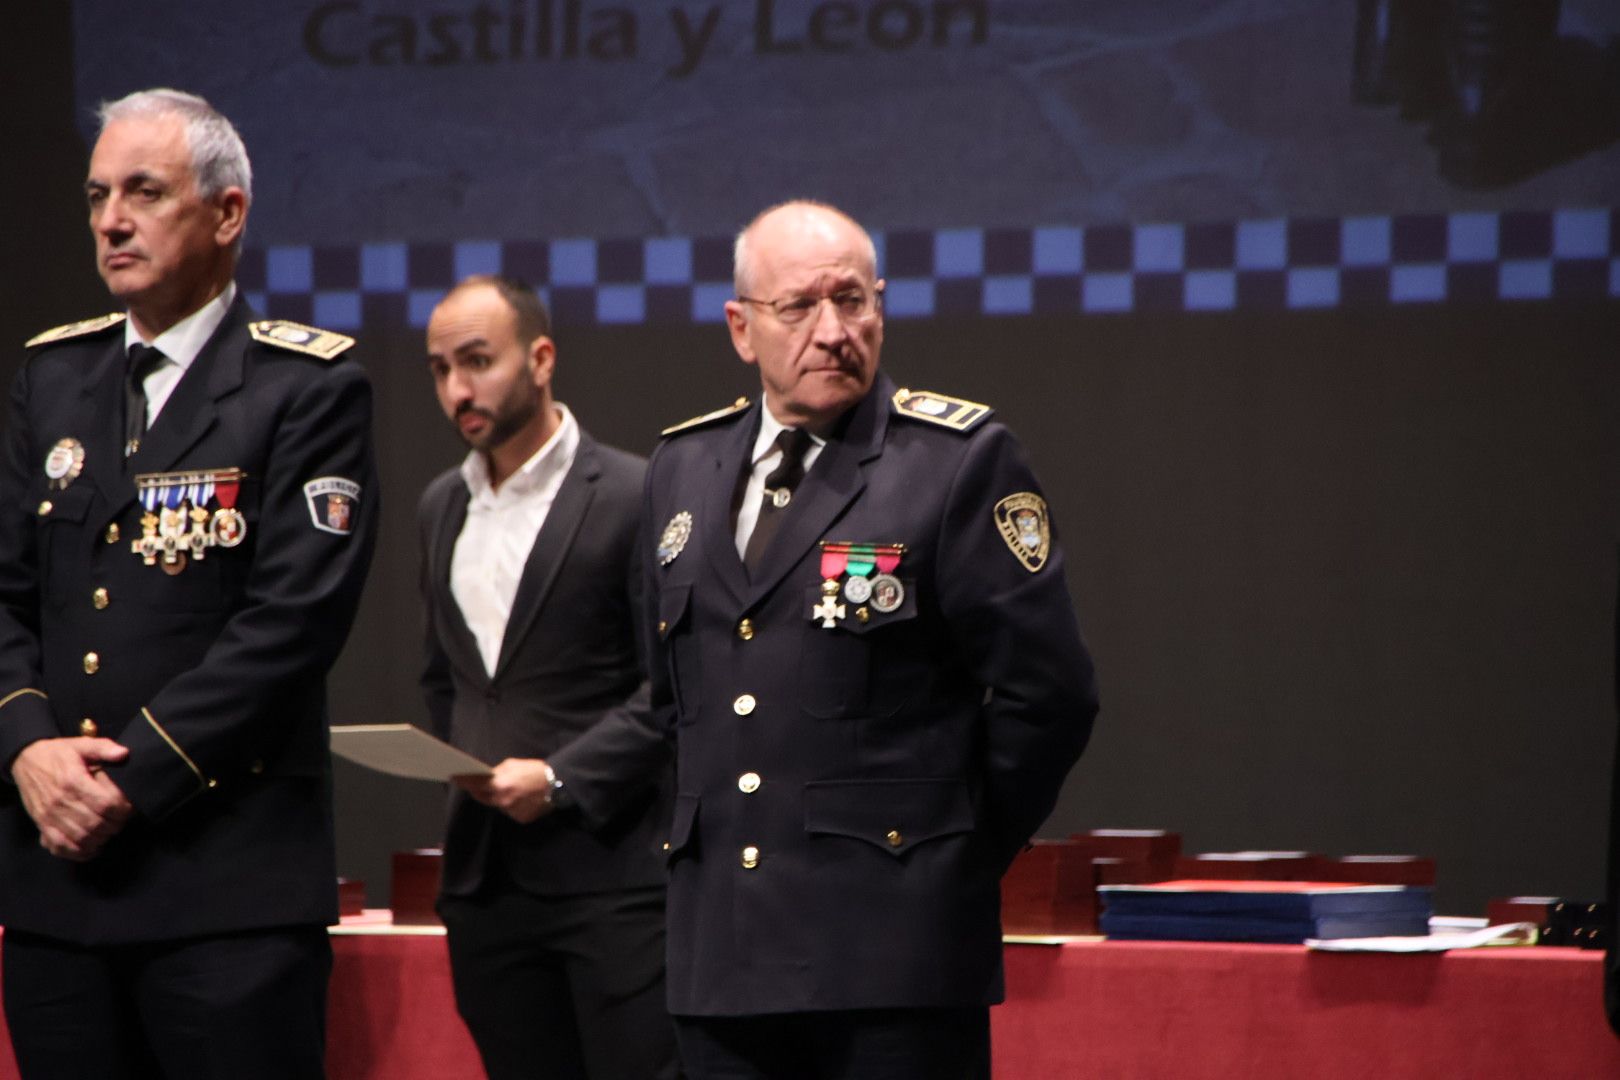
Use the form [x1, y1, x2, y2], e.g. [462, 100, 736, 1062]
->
[81, 336, 133, 520]
[697, 405, 759, 609]
[491, 433, 601, 679]
[121, 297, 250, 479]
[743, 376, 891, 607]
[429, 478, 487, 682]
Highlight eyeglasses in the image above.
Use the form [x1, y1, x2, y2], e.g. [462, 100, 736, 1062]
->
[735, 285, 884, 327]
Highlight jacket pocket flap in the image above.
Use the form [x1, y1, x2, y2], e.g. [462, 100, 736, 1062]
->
[803, 778, 972, 857]
[658, 584, 691, 640]
[39, 484, 94, 523]
[666, 792, 699, 859]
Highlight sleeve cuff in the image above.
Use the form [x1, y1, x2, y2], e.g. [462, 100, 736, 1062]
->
[113, 707, 215, 820]
[0, 689, 56, 779]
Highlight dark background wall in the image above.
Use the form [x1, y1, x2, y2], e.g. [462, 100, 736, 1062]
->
[2, 5, 1616, 917]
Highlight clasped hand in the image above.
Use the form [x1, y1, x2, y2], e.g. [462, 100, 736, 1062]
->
[10, 737, 135, 861]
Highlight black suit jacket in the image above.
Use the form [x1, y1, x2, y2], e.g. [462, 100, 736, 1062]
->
[645, 372, 1098, 1016]
[419, 431, 669, 898]
[0, 297, 378, 944]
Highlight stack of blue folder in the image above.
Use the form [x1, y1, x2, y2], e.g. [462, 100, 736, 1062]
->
[1097, 880, 1433, 943]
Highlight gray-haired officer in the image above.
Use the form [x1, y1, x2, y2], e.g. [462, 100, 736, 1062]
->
[644, 200, 1098, 1079]
[0, 88, 376, 1078]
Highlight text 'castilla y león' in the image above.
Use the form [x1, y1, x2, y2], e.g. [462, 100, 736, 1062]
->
[302, 0, 989, 77]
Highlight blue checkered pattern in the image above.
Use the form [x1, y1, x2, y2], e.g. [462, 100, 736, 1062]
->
[239, 208, 1618, 330]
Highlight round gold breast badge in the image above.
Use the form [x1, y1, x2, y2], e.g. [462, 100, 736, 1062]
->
[657, 511, 693, 566]
[43, 438, 85, 490]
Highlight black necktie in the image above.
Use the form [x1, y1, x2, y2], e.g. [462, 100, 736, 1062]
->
[125, 344, 166, 458]
[743, 428, 813, 575]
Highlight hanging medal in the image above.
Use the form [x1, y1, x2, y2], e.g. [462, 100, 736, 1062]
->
[841, 547, 876, 604]
[812, 545, 849, 628]
[210, 470, 247, 547]
[867, 547, 905, 613]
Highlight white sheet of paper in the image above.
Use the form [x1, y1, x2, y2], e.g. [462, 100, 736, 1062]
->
[1305, 921, 1539, 953]
[330, 724, 492, 781]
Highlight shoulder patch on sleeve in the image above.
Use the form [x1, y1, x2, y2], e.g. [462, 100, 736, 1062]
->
[891, 387, 993, 433]
[661, 397, 752, 437]
[248, 319, 355, 360]
[994, 492, 1051, 572]
[25, 313, 126, 349]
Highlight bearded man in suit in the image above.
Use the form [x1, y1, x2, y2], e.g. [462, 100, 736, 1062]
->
[419, 274, 676, 1080]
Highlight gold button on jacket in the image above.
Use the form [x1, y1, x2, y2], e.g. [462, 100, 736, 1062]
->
[733, 694, 756, 716]
[740, 845, 760, 869]
[82, 652, 100, 674]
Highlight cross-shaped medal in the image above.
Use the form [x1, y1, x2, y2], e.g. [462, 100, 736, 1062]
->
[811, 593, 846, 629]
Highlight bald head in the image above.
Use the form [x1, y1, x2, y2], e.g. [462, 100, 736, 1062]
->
[733, 201, 878, 298]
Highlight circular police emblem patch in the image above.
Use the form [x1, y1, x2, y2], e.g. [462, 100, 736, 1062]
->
[657, 511, 693, 565]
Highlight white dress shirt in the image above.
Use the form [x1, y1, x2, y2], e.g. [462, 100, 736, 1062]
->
[122, 282, 236, 426]
[451, 404, 580, 676]
[733, 407, 826, 559]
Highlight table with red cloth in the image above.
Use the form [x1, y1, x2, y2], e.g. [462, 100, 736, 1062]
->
[3, 927, 1616, 1078]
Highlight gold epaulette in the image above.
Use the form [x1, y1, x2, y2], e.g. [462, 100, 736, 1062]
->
[248, 320, 354, 360]
[25, 313, 126, 349]
[891, 387, 993, 433]
[661, 397, 752, 437]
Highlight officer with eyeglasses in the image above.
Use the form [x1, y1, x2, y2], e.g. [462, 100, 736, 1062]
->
[643, 200, 1098, 1080]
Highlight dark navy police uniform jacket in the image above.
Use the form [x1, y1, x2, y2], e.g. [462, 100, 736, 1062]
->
[645, 371, 1098, 1017]
[0, 298, 378, 944]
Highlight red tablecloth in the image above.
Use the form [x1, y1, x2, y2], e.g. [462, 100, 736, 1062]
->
[3, 930, 1616, 1078]
[996, 939, 1620, 1079]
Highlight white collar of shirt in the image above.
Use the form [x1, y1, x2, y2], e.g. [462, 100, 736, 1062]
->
[450, 404, 580, 677]
[121, 282, 236, 424]
[734, 406, 826, 558]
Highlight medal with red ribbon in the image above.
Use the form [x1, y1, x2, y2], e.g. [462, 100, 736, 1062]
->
[816, 542, 906, 619]
[211, 471, 247, 547]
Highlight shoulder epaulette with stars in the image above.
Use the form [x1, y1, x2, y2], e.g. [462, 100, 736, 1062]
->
[661, 397, 752, 437]
[891, 387, 993, 433]
[24, 313, 126, 349]
[248, 319, 354, 360]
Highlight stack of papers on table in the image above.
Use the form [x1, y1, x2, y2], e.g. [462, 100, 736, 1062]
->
[1098, 880, 1433, 943]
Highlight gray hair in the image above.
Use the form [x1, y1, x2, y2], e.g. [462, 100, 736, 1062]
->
[733, 199, 878, 297]
[97, 88, 253, 203]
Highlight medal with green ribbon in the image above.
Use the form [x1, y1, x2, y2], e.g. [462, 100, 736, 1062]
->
[842, 546, 876, 603]
[818, 542, 906, 612]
